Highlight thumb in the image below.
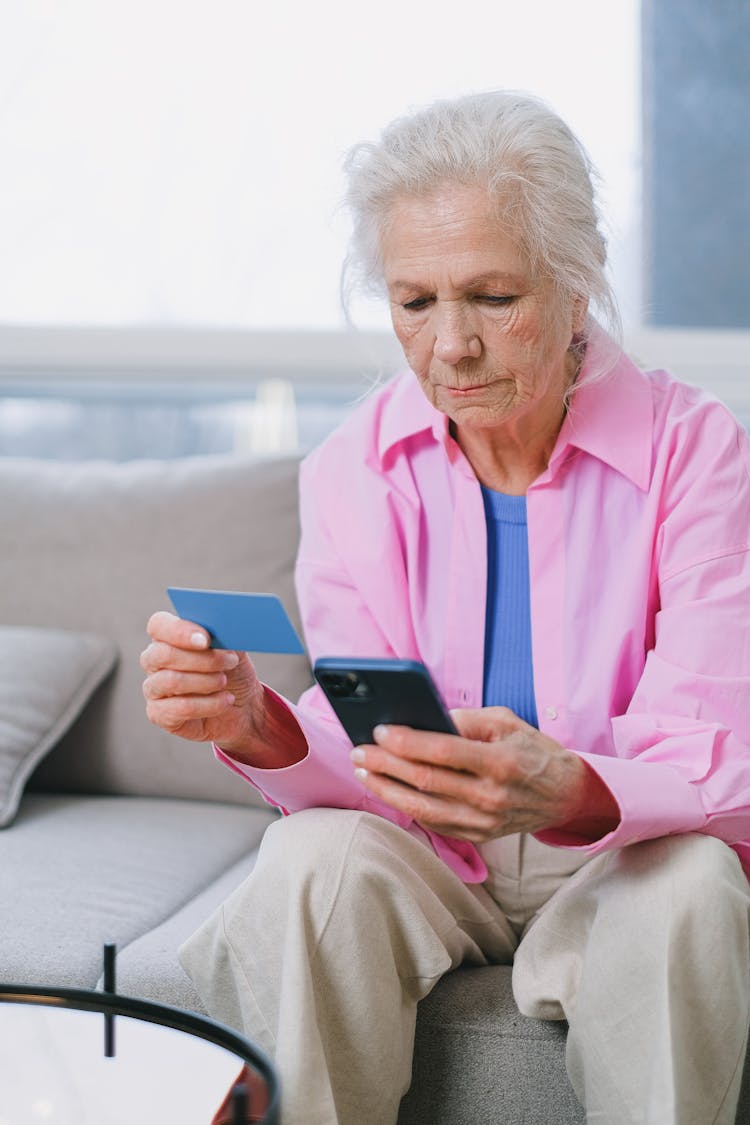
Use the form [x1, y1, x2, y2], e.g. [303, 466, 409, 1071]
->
[449, 705, 529, 742]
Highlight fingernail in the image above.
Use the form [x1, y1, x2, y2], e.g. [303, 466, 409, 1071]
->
[354, 767, 369, 782]
[350, 747, 366, 764]
[191, 632, 209, 649]
[222, 652, 240, 668]
[373, 724, 389, 743]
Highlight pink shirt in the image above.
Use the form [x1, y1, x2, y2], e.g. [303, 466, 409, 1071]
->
[219, 330, 750, 883]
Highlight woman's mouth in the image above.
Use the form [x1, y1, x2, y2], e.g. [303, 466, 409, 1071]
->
[443, 384, 488, 396]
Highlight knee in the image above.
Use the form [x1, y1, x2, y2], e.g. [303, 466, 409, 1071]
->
[217, 808, 370, 946]
[251, 807, 365, 892]
[620, 833, 750, 932]
[259, 806, 362, 862]
[246, 807, 421, 908]
[630, 832, 742, 886]
[223, 809, 438, 956]
[238, 808, 444, 926]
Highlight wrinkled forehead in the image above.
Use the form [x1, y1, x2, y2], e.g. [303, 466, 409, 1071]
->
[378, 182, 535, 286]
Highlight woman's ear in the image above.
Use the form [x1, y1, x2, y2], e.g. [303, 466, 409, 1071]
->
[572, 295, 589, 335]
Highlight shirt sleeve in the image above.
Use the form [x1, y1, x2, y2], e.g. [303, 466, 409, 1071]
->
[215, 450, 414, 832]
[540, 404, 750, 858]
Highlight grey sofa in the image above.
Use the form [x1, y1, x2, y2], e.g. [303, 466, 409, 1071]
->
[0, 450, 747, 1124]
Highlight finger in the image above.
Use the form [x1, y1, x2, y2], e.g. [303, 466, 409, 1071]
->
[371, 725, 488, 774]
[353, 743, 446, 793]
[352, 743, 509, 814]
[140, 640, 240, 675]
[143, 668, 232, 702]
[145, 691, 236, 729]
[146, 610, 211, 651]
[449, 706, 533, 742]
[355, 768, 495, 842]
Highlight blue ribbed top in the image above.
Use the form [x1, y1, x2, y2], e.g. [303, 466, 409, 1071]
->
[481, 486, 539, 727]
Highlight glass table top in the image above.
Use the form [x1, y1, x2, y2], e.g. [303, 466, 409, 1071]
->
[0, 987, 278, 1124]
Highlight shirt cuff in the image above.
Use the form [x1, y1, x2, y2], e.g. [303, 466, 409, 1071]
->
[214, 685, 368, 813]
[535, 751, 708, 854]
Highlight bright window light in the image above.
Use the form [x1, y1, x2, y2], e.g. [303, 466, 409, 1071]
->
[0, 0, 641, 331]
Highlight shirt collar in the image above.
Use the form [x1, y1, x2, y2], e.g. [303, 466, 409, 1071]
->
[375, 370, 449, 462]
[549, 327, 654, 490]
[376, 325, 654, 490]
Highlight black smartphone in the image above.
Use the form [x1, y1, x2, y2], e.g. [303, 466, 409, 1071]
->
[313, 657, 458, 746]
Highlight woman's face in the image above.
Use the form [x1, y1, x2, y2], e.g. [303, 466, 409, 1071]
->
[381, 183, 586, 435]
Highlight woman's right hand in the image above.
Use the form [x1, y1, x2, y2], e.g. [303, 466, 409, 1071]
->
[140, 610, 265, 753]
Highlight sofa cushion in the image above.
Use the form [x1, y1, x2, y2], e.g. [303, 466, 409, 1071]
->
[0, 627, 117, 827]
[0, 793, 276, 988]
[398, 965, 584, 1124]
[0, 453, 312, 805]
[111, 851, 262, 1011]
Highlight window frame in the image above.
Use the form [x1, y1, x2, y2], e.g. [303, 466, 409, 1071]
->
[0, 325, 747, 413]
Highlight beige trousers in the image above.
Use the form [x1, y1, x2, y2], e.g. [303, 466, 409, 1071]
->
[179, 810, 750, 1125]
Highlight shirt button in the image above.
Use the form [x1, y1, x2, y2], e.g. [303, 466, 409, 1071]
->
[545, 706, 558, 720]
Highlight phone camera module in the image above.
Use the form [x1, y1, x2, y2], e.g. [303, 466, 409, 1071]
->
[319, 670, 375, 700]
[319, 672, 356, 698]
[350, 674, 372, 700]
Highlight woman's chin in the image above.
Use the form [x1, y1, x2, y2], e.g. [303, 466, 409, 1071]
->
[439, 392, 516, 430]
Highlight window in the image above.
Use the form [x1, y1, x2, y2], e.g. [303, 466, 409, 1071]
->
[0, 0, 641, 332]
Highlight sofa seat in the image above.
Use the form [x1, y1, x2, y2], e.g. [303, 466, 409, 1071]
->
[400, 966, 583, 1124]
[0, 793, 275, 990]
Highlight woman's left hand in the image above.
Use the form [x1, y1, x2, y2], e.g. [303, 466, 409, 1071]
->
[350, 706, 620, 843]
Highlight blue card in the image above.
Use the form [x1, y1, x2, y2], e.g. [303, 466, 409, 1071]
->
[167, 587, 305, 654]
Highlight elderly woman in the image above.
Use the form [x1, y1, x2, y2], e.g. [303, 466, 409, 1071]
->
[141, 92, 750, 1125]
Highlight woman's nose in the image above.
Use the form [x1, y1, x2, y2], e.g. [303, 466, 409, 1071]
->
[432, 305, 482, 364]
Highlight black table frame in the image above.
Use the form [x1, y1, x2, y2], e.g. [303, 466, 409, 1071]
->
[0, 982, 280, 1124]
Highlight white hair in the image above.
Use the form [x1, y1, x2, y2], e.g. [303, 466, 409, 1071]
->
[341, 90, 621, 348]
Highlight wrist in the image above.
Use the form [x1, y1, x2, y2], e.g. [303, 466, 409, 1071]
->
[218, 686, 308, 769]
[553, 758, 621, 843]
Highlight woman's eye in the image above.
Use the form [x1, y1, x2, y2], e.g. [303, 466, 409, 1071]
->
[477, 294, 514, 306]
[399, 294, 513, 311]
